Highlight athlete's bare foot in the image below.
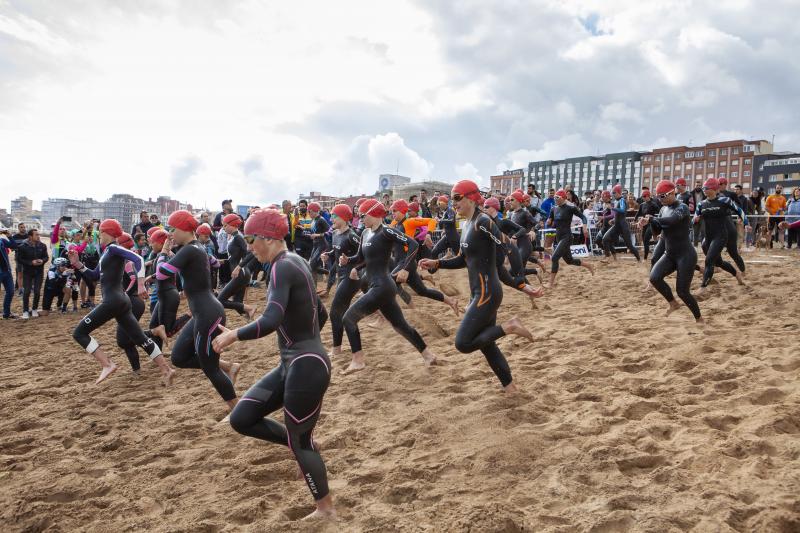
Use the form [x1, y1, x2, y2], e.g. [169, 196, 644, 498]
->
[341, 352, 366, 374]
[695, 316, 705, 324]
[364, 313, 386, 329]
[95, 362, 118, 385]
[419, 271, 435, 283]
[244, 304, 258, 321]
[501, 317, 534, 342]
[316, 288, 329, 298]
[585, 262, 595, 276]
[665, 300, 681, 316]
[444, 296, 460, 316]
[227, 362, 241, 385]
[421, 349, 437, 367]
[504, 382, 518, 393]
[735, 271, 745, 285]
[150, 325, 168, 347]
[329, 346, 342, 357]
[301, 507, 337, 522]
[161, 366, 176, 387]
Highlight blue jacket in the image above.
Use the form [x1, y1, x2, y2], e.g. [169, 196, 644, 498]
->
[541, 197, 555, 217]
[0, 237, 22, 273]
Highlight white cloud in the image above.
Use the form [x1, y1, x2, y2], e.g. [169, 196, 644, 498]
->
[454, 162, 483, 185]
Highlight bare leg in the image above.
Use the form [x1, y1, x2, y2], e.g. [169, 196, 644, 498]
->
[548, 271, 557, 289]
[504, 382, 518, 393]
[329, 346, 342, 357]
[665, 300, 681, 316]
[444, 295, 460, 316]
[421, 348, 437, 367]
[219, 359, 241, 385]
[150, 325, 168, 347]
[243, 304, 257, 321]
[583, 262, 595, 275]
[152, 354, 176, 386]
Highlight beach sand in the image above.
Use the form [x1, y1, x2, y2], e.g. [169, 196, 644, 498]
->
[1, 251, 799, 532]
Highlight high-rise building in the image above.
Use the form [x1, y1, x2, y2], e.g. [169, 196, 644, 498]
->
[378, 174, 412, 191]
[10, 196, 33, 217]
[752, 153, 800, 195]
[391, 180, 454, 202]
[528, 152, 644, 196]
[640, 139, 772, 191]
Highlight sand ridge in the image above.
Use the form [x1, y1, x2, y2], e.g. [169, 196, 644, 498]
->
[1, 251, 799, 531]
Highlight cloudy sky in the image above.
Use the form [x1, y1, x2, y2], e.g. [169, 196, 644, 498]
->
[2, 0, 798, 211]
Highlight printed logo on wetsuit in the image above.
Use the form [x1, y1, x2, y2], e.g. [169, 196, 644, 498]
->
[305, 473, 318, 495]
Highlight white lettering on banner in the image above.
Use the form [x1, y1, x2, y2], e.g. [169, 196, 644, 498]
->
[570, 244, 590, 257]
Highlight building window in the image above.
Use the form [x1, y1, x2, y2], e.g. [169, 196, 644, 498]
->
[664, 166, 671, 171]
[731, 172, 738, 178]
[733, 147, 739, 155]
[719, 172, 726, 178]
[744, 171, 750, 177]
[664, 155, 671, 160]
[696, 162, 704, 169]
[720, 148, 727, 155]
[744, 145, 755, 152]
[675, 153, 682, 159]
[744, 159, 751, 164]
[697, 150, 704, 157]
[769, 175, 778, 182]
[655, 156, 661, 161]
[708, 149, 716, 156]
[708, 161, 715, 168]
[720, 161, 727, 166]
[731, 160, 739, 165]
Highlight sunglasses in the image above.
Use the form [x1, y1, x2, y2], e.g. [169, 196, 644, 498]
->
[657, 193, 671, 200]
[243, 235, 271, 244]
[452, 190, 478, 202]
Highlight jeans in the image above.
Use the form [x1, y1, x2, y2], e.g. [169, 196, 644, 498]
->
[1, 270, 14, 317]
[22, 268, 43, 312]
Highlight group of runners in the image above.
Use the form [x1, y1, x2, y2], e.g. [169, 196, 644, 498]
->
[0, 176, 755, 522]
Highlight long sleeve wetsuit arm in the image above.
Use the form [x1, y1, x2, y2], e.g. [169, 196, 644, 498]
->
[236, 260, 292, 341]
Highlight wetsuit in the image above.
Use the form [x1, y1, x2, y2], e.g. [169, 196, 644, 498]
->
[217, 231, 250, 315]
[327, 228, 362, 348]
[696, 197, 746, 287]
[42, 265, 68, 312]
[546, 204, 587, 273]
[438, 210, 513, 387]
[430, 206, 460, 258]
[602, 196, 641, 261]
[393, 217, 446, 303]
[162, 241, 235, 402]
[308, 215, 331, 276]
[636, 198, 661, 259]
[117, 260, 147, 371]
[720, 189, 746, 273]
[72, 244, 161, 362]
[229, 251, 331, 502]
[342, 224, 426, 354]
[510, 207, 540, 273]
[147, 252, 192, 347]
[491, 215, 528, 287]
[648, 202, 701, 319]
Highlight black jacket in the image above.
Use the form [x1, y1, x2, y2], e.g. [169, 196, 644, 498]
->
[17, 240, 49, 272]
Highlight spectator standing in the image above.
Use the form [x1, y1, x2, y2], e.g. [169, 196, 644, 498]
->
[765, 185, 788, 248]
[213, 199, 234, 231]
[735, 185, 755, 249]
[786, 187, 800, 249]
[540, 189, 556, 218]
[12, 223, 27, 295]
[419, 189, 432, 218]
[18, 229, 49, 318]
[131, 211, 154, 236]
[1, 229, 23, 319]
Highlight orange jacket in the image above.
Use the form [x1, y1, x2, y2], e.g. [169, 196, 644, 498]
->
[390, 217, 437, 239]
[765, 194, 787, 215]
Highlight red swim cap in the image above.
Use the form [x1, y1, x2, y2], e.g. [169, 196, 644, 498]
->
[117, 232, 134, 249]
[99, 219, 123, 239]
[438, 195, 449, 204]
[655, 180, 676, 195]
[510, 190, 525, 203]
[452, 180, 483, 203]
[612, 184, 623, 194]
[408, 201, 420, 213]
[390, 199, 409, 214]
[222, 213, 242, 227]
[355, 197, 368, 207]
[703, 177, 720, 191]
[601, 190, 611, 199]
[675, 178, 687, 187]
[555, 189, 567, 199]
[483, 197, 501, 211]
[150, 229, 169, 245]
[196, 223, 212, 236]
[358, 199, 387, 218]
[718, 177, 728, 186]
[331, 204, 353, 222]
[308, 202, 321, 213]
[146, 226, 160, 238]
[243, 209, 289, 240]
[641, 190, 651, 198]
[168, 210, 200, 232]
[522, 193, 531, 202]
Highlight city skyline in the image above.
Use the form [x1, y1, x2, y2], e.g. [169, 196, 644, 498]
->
[3, 2, 799, 210]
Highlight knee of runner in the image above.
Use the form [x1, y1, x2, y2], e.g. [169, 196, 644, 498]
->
[454, 337, 472, 354]
[228, 406, 250, 434]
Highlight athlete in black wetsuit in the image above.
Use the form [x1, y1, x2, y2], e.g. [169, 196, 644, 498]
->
[161, 210, 239, 409]
[693, 179, 747, 289]
[217, 213, 256, 318]
[635, 191, 661, 260]
[602, 184, 641, 261]
[306, 202, 331, 278]
[212, 208, 336, 521]
[339, 199, 436, 373]
[508, 191, 544, 275]
[419, 181, 535, 392]
[546, 190, 594, 288]
[323, 204, 364, 356]
[429, 196, 460, 259]
[482, 198, 545, 306]
[390, 200, 460, 314]
[639, 180, 702, 321]
[68, 220, 175, 385]
[114, 233, 149, 372]
[718, 178, 748, 273]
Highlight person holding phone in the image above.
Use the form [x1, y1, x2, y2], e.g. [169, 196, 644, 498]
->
[17, 228, 49, 318]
